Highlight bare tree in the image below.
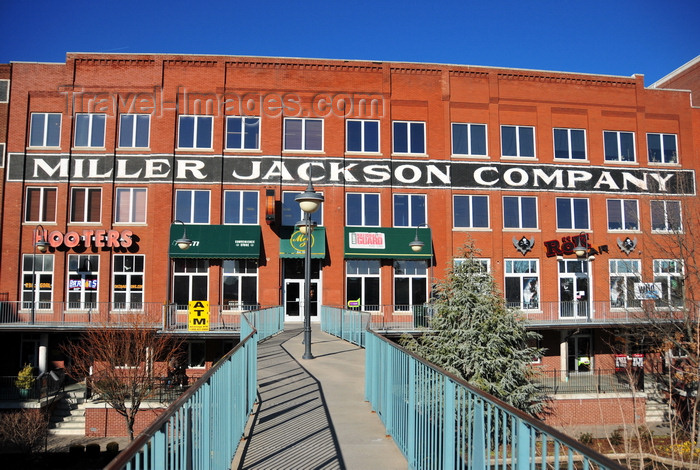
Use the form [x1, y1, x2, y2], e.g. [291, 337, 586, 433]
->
[0, 409, 49, 454]
[61, 313, 183, 440]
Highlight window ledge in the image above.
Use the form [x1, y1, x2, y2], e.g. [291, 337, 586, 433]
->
[452, 227, 491, 232]
[391, 153, 428, 158]
[500, 156, 537, 161]
[502, 228, 541, 232]
[175, 148, 216, 153]
[117, 147, 152, 152]
[603, 160, 640, 166]
[553, 158, 590, 163]
[27, 146, 62, 151]
[224, 149, 263, 154]
[451, 154, 490, 159]
[647, 162, 681, 167]
[345, 151, 382, 157]
[71, 147, 107, 152]
[282, 150, 325, 154]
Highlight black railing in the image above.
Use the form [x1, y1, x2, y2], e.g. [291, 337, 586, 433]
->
[0, 369, 65, 401]
[533, 369, 642, 394]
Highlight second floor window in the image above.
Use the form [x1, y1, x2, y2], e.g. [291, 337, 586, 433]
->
[553, 128, 586, 160]
[75, 113, 106, 148]
[453, 195, 489, 228]
[501, 125, 535, 158]
[346, 193, 380, 226]
[119, 114, 150, 148]
[609, 259, 641, 309]
[30, 113, 61, 147]
[25, 187, 57, 223]
[226, 117, 260, 150]
[115, 188, 147, 224]
[503, 196, 537, 229]
[556, 198, 589, 230]
[393, 194, 426, 227]
[284, 118, 323, 151]
[282, 191, 322, 226]
[70, 188, 101, 223]
[393, 121, 425, 154]
[604, 131, 635, 162]
[452, 123, 487, 156]
[651, 200, 682, 232]
[224, 191, 259, 224]
[607, 199, 639, 231]
[647, 133, 678, 164]
[653, 260, 683, 308]
[347, 120, 379, 153]
[113, 254, 144, 309]
[175, 190, 210, 224]
[178, 115, 213, 149]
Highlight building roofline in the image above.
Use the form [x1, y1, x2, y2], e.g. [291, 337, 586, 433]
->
[649, 55, 700, 89]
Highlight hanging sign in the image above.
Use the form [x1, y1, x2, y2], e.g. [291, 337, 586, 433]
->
[188, 301, 210, 331]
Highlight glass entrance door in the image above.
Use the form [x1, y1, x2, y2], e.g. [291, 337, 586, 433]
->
[567, 334, 592, 373]
[558, 259, 590, 318]
[283, 259, 320, 322]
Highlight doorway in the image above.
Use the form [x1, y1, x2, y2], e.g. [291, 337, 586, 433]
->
[283, 259, 321, 322]
[558, 259, 590, 318]
[567, 333, 592, 373]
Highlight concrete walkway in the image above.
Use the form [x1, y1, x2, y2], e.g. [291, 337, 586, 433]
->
[234, 324, 407, 470]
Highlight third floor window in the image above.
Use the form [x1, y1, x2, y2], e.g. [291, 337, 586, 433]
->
[226, 117, 260, 150]
[553, 128, 586, 160]
[393, 121, 425, 154]
[452, 123, 487, 156]
[74, 113, 106, 148]
[175, 190, 210, 224]
[346, 120, 379, 153]
[178, 115, 213, 149]
[647, 133, 677, 164]
[284, 118, 323, 151]
[501, 125, 535, 158]
[604, 131, 635, 162]
[119, 114, 150, 148]
[30, 113, 61, 147]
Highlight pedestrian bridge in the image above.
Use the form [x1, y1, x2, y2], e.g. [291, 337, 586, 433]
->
[106, 307, 623, 470]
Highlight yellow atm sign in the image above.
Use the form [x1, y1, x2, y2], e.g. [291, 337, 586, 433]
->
[188, 301, 210, 331]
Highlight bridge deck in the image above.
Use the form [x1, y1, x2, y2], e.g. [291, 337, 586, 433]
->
[234, 324, 406, 470]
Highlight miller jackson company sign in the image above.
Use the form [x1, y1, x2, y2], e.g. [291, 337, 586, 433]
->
[8, 154, 696, 195]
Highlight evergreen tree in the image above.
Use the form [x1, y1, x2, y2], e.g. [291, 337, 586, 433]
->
[401, 241, 546, 416]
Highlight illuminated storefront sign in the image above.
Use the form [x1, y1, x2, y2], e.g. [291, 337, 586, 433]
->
[543, 233, 609, 258]
[35, 228, 134, 249]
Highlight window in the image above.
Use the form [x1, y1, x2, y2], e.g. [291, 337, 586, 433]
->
[70, 188, 101, 223]
[22, 254, 53, 310]
[453, 258, 490, 273]
[346, 260, 380, 311]
[178, 115, 213, 149]
[556, 198, 589, 230]
[226, 117, 260, 150]
[115, 188, 147, 223]
[505, 259, 539, 310]
[393, 121, 425, 154]
[453, 195, 489, 228]
[604, 131, 635, 162]
[25, 187, 57, 223]
[74, 113, 106, 148]
[67, 255, 99, 309]
[653, 260, 684, 308]
[609, 259, 641, 309]
[501, 125, 535, 158]
[651, 200, 682, 232]
[503, 196, 537, 229]
[224, 191, 259, 224]
[29, 113, 61, 147]
[347, 120, 379, 153]
[113, 255, 144, 309]
[119, 114, 150, 148]
[187, 341, 206, 368]
[607, 199, 639, 231]
[175, 190, 210, 224]
[222, 260, 258, 309]
[553, 128, 586, 160]
[394, 260, 428, 310]
[452, 123, 487, 156]
[393, 194, 426, 227]
[346, 193, 380, 226]
[647, 133, 677, 164]
[281, 192, 323, 226]
[173, 259, 208, 310]
[0, 79, 8, 103]
[284, 118, 323, 151]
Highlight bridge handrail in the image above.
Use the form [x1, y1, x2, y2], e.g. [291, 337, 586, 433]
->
[105, 306, 283, 470]
[365, 329, 626, 470]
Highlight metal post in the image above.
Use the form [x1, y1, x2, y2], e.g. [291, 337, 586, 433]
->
[302, 211, 314, 360]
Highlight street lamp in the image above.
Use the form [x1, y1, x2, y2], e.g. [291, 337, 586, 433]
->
[409, 223, 429, 252]
[172, 220, 192, 250]
[31, 225, 49, 324]
[295, 180, 324, 360]
[574, 232, 594, 260]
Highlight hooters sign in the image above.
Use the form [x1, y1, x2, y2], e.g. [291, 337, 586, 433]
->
[35, 228, 134, 250]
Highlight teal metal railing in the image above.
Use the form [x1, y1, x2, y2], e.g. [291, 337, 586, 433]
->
[320, 306, 370, 347]
[365, 330, 625, 470]
[105, 306, 283, 470]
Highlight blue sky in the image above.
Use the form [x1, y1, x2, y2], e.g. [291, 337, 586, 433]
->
[1, 0, 697, 85]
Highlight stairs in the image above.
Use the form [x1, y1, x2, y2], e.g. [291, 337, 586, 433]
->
[49, 389, 86, 436]
[645, 384, 670, 424]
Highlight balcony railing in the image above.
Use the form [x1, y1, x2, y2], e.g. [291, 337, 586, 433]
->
[0, 369, 66, 401]
[533, 369, 642, 395]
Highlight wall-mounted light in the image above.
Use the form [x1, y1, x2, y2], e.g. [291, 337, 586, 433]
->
[409, 223, 429, 252]
[265, 189, 276, 225]
[34, 225, 49, 253]
[173, 220, 192, 250]
[573, 232, 588, 258]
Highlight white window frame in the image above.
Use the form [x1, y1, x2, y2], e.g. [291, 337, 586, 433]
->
[501, 125, 536, 158]
[647, 132, 678, 164]
[282, 191, 323, 226]
[222, 259, 258, 310]
[504, 259, 540, 311]
[22, 254, 54, 310]
[0, 79, 9, 103]
[653, 259, 684, 308]
[29, 113, 62, 148]
[112, 254, 145, 310]
[175, 189, 211, 224]
[225, 116, 260, 150]
[553, 128, 587, 160]
[393, 260, 428, 311]
[346, 260, 381, 311]
[453, 195, 489, 229]
[177, 115, 214, 149]
[70, 187, 102, 223]
[604, 130, 636, 162]
[223, 190, 259, 225]
[346, 119, 380, 153]
[115, 187, 147, 224]
[392, 121, 426, 155]
[67, 254, 100, 310]
[393, 194, 427, 228]
[609, 259, 641, 309]
[74, 113, 106, 148]
[555, 197, 590, 230]
[283, 118, 324, 152]
[346, 193, 380, 227]
[451, 122, 487, 157]
[453, 258, 491, 273]
[502, 196, 538, 229]
[651, 200, 683, 233]
[25, 187, 57, 223]
[606, 199, 639, 231]
[173, 259, 209, 310]
[119, 114, 151, 148]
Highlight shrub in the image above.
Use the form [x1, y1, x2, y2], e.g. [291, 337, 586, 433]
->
[0, 409, 48, 454]
[638, 425, 653, 442]
[15, 364, 35, 390]
[609, 428, 624, 446]
[578, 432, 593, 445]
[86, 443, 100, 455]
[106, 441, 120, 453]
[69, 444, 85, 455]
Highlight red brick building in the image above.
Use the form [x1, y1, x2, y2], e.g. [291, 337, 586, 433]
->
[0, 53, 697, 432]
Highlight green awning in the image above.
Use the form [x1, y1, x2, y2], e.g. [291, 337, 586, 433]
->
[279, 227, 326, 259]
[169, 225, 261, 259]
[344, 227, 432, 259]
